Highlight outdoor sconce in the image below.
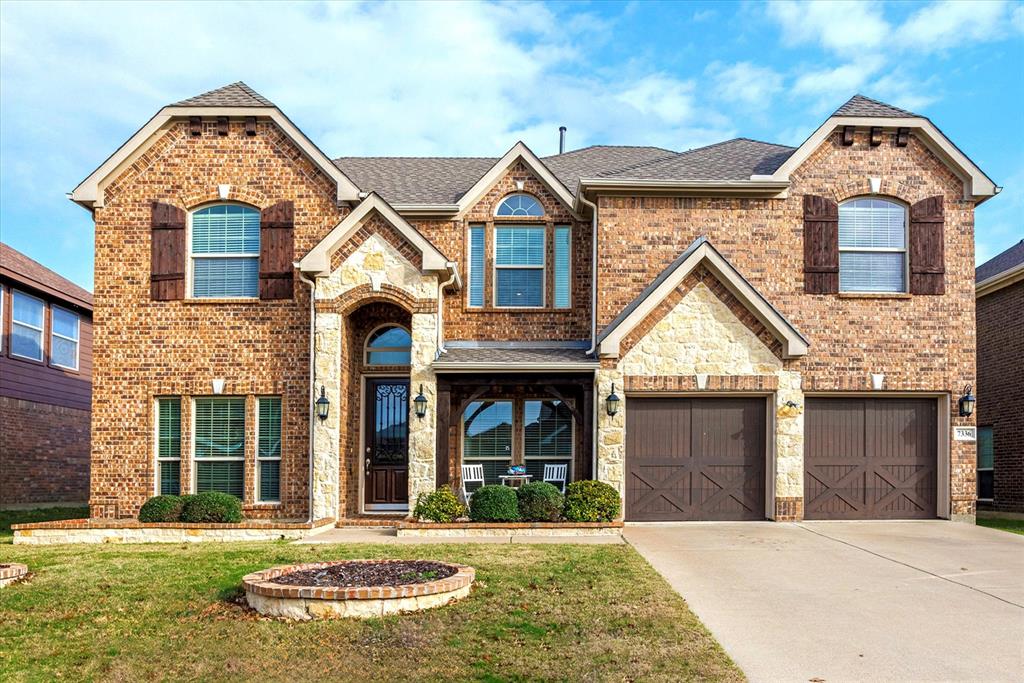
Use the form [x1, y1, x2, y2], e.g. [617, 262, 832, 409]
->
[606, 383, 620, 417]
[958, 385, 976, 418]
[414, 385, 428, 419]
[778, 400, 802, 418]
[315, 386, 330, 421]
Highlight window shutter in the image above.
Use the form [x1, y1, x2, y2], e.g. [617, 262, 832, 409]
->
[259, 200, 295, 300]
[909, 196, 945, 295]
[803, 195, 839, 294]
[150, 201, 186, 300]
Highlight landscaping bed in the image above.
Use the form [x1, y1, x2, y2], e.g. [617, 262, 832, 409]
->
[0, 540, 742, 681]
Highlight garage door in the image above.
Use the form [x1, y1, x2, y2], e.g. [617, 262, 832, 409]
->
[804, 398, 937, 520]
[626, 397, 766, 521]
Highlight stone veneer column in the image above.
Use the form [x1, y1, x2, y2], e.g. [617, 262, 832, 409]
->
[595, 367, 626, 513]
[407, 312, 438, 509]
[774, 370, 805, 520]
[311, 311, 341, 521]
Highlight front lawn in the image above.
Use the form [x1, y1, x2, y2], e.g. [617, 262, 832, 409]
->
[977, 516, 1024, 535]
[0, 507, 88, 543]
[0, 540, 742, 682]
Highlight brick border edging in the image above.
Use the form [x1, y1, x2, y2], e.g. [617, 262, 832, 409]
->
[397, 521, 624, 529]
[11, 517, 336, 531]
[243, 560, 475, 601]
[0, 563, 29, 586]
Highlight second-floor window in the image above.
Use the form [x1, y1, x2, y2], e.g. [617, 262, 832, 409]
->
[838, 198, 907, 293]
[11, 290, 45, 361]
[50, 306, 80, 370]
[495, 226, 545, 307]
[191, 204, 260, 298]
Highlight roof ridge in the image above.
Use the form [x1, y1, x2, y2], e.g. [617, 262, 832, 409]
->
[173, 81, 275, 108]
[548, 144, 678, 158]
[833, 94, 919, 118]
[334, 155, 498, 161]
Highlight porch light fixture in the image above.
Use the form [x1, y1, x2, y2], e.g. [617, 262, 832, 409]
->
[606, 383, 620, 417]
[315, 386, 330, 421]
[414, 385, 428, 419]
[958, 385, 976, 417]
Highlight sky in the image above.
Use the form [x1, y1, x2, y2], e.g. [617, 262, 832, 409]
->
[1, 0, 1021, 291]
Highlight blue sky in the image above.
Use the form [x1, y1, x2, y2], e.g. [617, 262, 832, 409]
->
[1, 0, 1021, 290]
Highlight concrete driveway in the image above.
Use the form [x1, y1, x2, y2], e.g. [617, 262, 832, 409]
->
[625, 521, 1024, 682]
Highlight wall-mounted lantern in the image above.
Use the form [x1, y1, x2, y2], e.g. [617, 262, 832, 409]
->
[958, 385, 976, 418]
[414, 385, 428, 419]
[606, 383, 620, 417]
[315, 386, 330, 421]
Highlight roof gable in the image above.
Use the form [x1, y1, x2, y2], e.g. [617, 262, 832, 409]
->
[833, 94, 918, 118]
[173, 81, 275, 107]
[455, 142, 577, 219]
[298, 193, 451, 275]
[597, 237, 808, 359]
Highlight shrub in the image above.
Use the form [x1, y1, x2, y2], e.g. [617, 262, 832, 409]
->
[413, 487, 466, 523]
[138, 495, 185, 523]
[563, 480, 621, 522]
[516, 482, 564, 522]
[468, 485, 519, 522]
[180, 491, 243, 523]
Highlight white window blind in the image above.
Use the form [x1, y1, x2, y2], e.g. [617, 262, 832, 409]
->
[193, 397, 246, 498]
[839, 198, 907, 293]
[157, 398, 181, 496]
[191, 204, 260, 298]
[495, 226, 544, 307]
[554, 226, 570, 308]
[468, 225, 485, 307]
[258, 397, 281, 503]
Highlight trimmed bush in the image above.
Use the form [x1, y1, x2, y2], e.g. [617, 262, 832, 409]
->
[413, 487, 467, 523]
[468, 485, 519, 522]
[180, 491, 244, 523]
[138, 495, 185, 523]
[562, 480, 621, 522]
[516, 482, 564, 522]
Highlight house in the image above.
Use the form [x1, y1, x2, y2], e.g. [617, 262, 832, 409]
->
[975, 240, 1024, 513]
[69, 83, 995, 523]
[0, 243, 93, 509]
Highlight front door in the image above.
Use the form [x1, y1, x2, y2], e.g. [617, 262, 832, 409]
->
[364, 379, 410, 508]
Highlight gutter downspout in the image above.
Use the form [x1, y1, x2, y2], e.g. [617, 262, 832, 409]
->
[297, 269, 317, 524]
[577, 193, 599, 480]
[436, 263, 459, 357]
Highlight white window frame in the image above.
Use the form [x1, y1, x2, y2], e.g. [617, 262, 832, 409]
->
[190, 396, 247, 496]
[257, 396, 282, 504]
[461, 399, 515, 462]
[977, 425, 994, 502]
[49, 304, 80, 371]
[838, 198, 909, 294]
[521, 398, 575, 481]
[364, 323, 412, 366]
[493, 225, 546, 309]
[0, 284, 4, 354]
[494, 193, 545, 218]
[10, 289, 45, 362]
[187, 203, 261, 300]
[154, 397, 182, 497]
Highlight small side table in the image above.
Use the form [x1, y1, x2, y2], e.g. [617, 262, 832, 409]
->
[498, 474, 533, 488]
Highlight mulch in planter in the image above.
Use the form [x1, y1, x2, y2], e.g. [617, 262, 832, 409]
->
[273, 561, 457, 588]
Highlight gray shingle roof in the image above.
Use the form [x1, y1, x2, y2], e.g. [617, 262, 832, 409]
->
[542, 146, 678, 192]
[433, 345, 596, 368]
[598, 138, 796, 181]
[173, 82, 275, 108]
[833, 94, 918, 118]
[977, 240, 1024, 282]
[333, 157, 497, 204]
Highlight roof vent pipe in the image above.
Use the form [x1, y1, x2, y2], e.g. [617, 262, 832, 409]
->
[559, 126, 567, 154]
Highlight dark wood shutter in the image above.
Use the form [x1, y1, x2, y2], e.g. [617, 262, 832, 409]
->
[259, 201, 295, 300]
[909, 196, 945, 295]
[150, 201, 186, 300]
[803, 195, 839, 294]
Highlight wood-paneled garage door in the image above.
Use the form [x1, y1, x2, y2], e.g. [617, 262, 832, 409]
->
[626, 397, 766, 521]
[804, 397, 938, 520]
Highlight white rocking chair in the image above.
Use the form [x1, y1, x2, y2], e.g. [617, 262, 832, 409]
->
[543, 463, 568, 494]
[461, 463, 486, 504]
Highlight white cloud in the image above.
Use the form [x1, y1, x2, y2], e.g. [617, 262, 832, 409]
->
[707, 61, 784, 105]
[791, 56, 885, 104]
[899, 0, 1015, 53]
[767, 0, 890, 55]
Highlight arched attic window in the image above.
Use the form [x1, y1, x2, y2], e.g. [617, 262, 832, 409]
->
[495, 193, 544, 217]
[365, 325, 412, 365]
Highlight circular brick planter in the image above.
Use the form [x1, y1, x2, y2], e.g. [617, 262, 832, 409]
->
[0, 563, 28, 587]
[242, 560, 475, 620]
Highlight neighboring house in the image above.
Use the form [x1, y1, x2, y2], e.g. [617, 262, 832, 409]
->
[69, 83, 995, 523]
[0, 243, 93, 509]
[975, 240, 1024, 513]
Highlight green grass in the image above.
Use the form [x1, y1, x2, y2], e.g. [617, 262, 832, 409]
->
[0, 507, 89, 543]
[977, 516, 1024, 535]
[0, 540, 742, 682]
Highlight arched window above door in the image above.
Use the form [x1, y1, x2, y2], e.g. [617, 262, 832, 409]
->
[365, 325, 412, 365]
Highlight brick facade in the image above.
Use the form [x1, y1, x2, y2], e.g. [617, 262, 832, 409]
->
[0, 397, 90, 507]
[976, 280, 1024, 512]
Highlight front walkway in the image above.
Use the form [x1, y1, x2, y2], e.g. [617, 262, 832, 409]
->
[625, 521, 1024, 682]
